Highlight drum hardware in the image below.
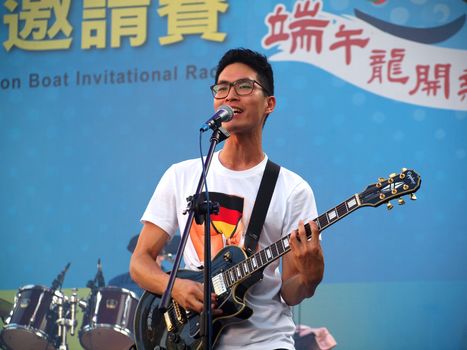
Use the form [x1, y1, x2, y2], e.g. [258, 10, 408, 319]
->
[54, 262, 73, 350]
[86, 258, 105, 296]
[1, 259, 140, 350]
[55, 288, 88, 350]
[79, 286, 139, 350]
[70, 290, 78, 336]
[162, 252, 175, 263]
[79, 259, 139, 350]
[55, 290, 72, 350]
[157, 236, 180, 272]
[0, 263, 71, 350]
[162, 235, 181, 261]
[0, 286, 63, 350]
[53, 259, 104, 350]
[51, 263, 71, 291]
[0, 298, 13, 323]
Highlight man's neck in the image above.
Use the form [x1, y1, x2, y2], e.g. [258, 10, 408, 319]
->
[219, 135, 264, 171]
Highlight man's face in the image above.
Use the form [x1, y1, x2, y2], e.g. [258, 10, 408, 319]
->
[213, 63, 275, 135]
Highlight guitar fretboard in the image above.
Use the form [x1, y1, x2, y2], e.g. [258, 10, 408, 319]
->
[221, 194, 361, 287]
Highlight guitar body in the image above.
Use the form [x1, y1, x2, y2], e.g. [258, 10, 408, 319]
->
[134, 245, 263, 350]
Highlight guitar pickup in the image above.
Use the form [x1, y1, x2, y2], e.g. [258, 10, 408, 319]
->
[212, 273, 227, 295]
[164, 311, 175, 332]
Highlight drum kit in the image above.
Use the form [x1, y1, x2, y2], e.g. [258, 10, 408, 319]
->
[0, 260, 139, 350]
[0, 235, 180, 350]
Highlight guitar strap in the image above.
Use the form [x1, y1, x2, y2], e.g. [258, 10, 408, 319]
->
[243, 159, 281, 257]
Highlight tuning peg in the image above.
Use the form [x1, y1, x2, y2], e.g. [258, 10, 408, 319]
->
[410, 193, 417, 200]
[376, 177, 385, 188]
[398, 198, 405, 205]
[402, 168, 407, 172]
[387, 202, 393, 210]
[389, 173, 397, 178]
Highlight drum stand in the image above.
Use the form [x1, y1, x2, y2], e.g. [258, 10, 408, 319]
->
[56, 288, 87, 350]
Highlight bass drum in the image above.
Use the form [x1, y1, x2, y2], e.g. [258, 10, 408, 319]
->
[0, 285, 61, 350]
[79, 286, 138, 350]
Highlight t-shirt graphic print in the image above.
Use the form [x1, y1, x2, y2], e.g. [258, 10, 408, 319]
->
[189, 192, 245, 262]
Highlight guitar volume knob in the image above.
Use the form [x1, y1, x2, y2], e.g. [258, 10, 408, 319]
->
[223, 251, 232, 262]
[168, 332, 180, 343]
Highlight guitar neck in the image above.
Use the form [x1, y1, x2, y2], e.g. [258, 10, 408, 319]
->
[221, 194, 362, 288]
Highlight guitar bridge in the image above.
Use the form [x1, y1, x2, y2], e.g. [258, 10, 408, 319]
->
[212, 273, 227, 295]
[173, 300, 187, 324]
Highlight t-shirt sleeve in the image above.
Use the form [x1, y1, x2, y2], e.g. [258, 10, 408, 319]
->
[141, 165, 179, 238]
[282, 180, 318, 237]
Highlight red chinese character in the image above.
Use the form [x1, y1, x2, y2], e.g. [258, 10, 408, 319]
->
[387, 49, 409, 84]
[263, 5, 290, 47]
[458, 69, 467, 101]
[367, 49, 386, 84]
[288, 0, 329, 54]
[409, 64, 451, 98]
[329, 24, 369, 65]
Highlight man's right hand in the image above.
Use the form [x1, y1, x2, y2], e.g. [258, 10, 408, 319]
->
[172, 278, 222, 315]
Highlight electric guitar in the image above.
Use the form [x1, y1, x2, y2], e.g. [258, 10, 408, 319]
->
[134, 169, 421, 350]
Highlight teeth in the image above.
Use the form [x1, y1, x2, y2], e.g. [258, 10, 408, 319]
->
[232, 107, 242, 114]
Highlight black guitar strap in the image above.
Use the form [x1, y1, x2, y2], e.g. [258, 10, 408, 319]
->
[243, 159, 281, 257]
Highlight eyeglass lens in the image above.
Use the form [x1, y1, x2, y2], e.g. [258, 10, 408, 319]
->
[213, 79, 255, 98]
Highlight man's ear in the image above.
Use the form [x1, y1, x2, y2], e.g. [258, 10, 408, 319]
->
[265, 95, 276, 115]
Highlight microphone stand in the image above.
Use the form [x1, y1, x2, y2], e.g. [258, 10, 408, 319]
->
[159, 124, 229, 350]
[51, 262, 71, 291]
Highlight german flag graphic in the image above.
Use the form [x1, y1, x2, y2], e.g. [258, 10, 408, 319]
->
[208, 192, 244, 239]
[189, 192, 244, 261]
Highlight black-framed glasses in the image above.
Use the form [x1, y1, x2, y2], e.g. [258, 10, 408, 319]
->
[210, 78, 270, 99]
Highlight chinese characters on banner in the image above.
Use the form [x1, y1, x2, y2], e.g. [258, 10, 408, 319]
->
[262, 0, 467, 111]
[81, 0, 150, 49]
[2, 0, 229, 51]
[3, 0, 73, 51]
[3, 0, 466, 110]
[158, 0, 228, 45]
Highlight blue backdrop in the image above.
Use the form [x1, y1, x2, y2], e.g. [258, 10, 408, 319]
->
[1, 1, 466, 349]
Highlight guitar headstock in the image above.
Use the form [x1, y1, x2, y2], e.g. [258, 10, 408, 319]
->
[359, 169, 421, 209]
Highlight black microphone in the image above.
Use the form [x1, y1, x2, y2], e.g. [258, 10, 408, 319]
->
[51, 262, 71, 290]
[96, 258, 105, 288]
[200, 105, 234, 132]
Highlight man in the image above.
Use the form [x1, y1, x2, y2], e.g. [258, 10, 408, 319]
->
[130, 48, 324, 349]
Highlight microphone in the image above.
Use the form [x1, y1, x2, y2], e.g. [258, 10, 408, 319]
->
[96, 258, 105, 288]
[51, 262, 71, 290]
[200, 105, 234, 132]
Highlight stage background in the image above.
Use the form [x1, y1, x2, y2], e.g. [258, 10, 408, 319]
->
[1, 1, 466, 349]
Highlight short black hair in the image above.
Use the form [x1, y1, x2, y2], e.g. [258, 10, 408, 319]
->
[214, 48, 274, 96]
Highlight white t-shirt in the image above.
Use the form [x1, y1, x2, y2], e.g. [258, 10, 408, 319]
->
[142, 151, 318, 350]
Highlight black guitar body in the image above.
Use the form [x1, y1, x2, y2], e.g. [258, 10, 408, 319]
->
[134, 245, 263, 350]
